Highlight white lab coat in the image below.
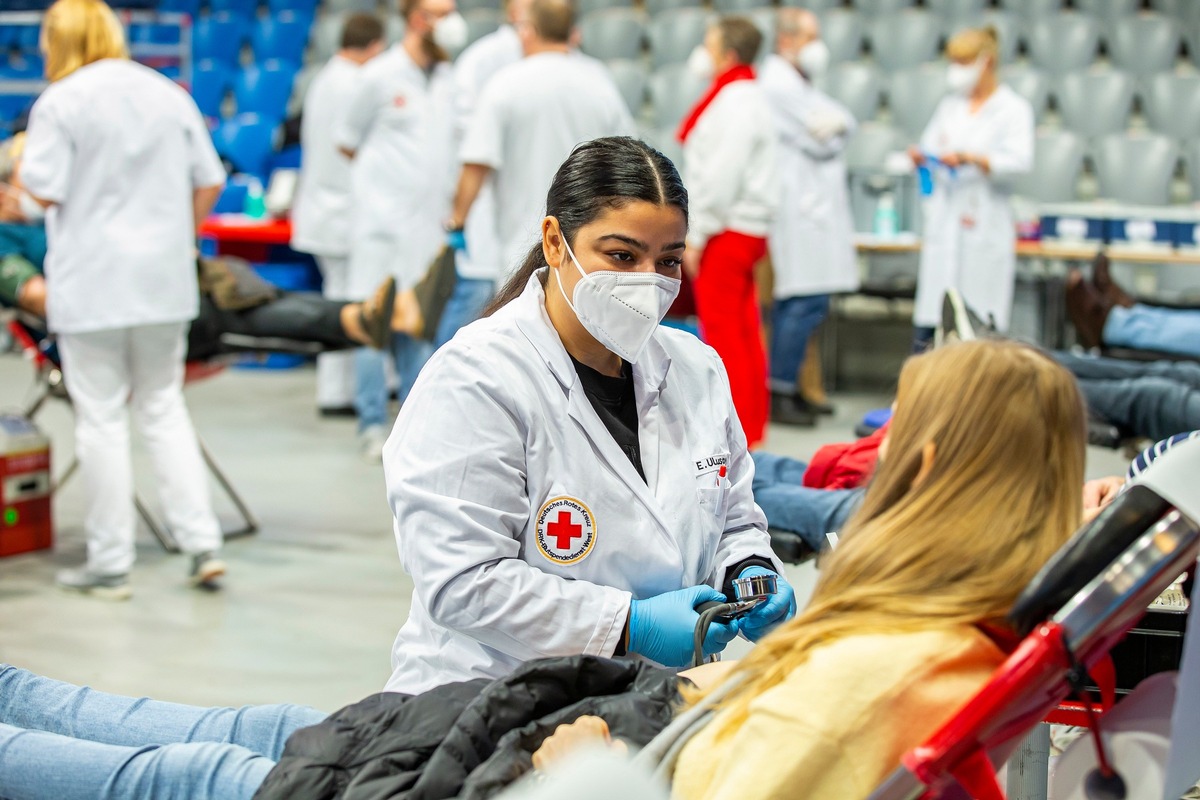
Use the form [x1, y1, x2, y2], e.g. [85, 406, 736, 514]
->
[291, 55, 362, 257]
[914, 84, 1034, 330]
[382, 271, 780, 694]
[337, 46, 457, 296]
[21, 59, 225, 334]
[460, 52, 635, 278]
[682, 80, 779, 251]
[450, 26, 522, 282]
[758, 55, 859, 299]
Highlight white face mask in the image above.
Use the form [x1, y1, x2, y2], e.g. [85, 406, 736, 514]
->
[795, 39, 830, 79]
[687, 45, 714, 79]
[946, 58, 984, 96]
[432, 11, 468, 53]
[554, 234, 681, 364]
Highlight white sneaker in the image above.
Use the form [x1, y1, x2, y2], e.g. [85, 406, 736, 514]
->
[358, 424, 388, 463]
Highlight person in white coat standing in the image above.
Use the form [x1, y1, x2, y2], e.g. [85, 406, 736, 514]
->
[336, 0, 467, 460]
[910, 25, 1033, 348]
[679, 16, 779, 449]
[291, 13, 385, 416]
[760, 8, 858, 427]
[382, 137, 796, 694]
[20, 0, 227, 598]
[445, 0, 634, 279]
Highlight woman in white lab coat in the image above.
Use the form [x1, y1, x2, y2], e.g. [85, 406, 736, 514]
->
[19, 0, 228, 597]
[910, 26, 1033, 346]
[382, 137, 795, 694]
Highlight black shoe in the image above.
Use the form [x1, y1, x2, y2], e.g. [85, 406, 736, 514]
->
[318, 405, 357, 418]
[797, 395, 835, 416]
[771, 392, 816, 427]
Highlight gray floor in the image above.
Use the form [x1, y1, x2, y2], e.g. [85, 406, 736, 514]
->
[0, 354, 1130, 712]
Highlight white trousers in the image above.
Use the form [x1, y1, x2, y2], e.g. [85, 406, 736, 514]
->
[57, 322, 222, 574]
[315, 255, 356, 408]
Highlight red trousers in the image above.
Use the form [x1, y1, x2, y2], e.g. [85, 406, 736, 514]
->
[692, 230, 769, 448]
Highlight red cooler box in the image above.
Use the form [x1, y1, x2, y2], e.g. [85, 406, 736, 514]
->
[0, 414, 52, 557]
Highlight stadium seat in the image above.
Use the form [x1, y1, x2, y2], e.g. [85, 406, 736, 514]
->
[578, 0, 634, 15]
[311, 13, 345, 62]
[867, 10, 940, 72]
[579, 10, 647, 62]
[456, 0, 503, 11]
[287, 63, 321, 117]
[252, 12, 314, 63]
[0, 95, 36, 129]
[12, 24, 40, 54]
[193, 59, 235, 119]
[648, 62, 708, 130]
[1108, 14, 1181, 78]
[643, 127, 684, 173]
[323, 0, 382, 11]
[853, 0, 914, 13]
[999, 65, 1050, 121]
[820, 61, 884, 124]
[648, 8, 710, 69]
[1012, 129, 1086, 203]
[779, 0, 839, 9]
[158, 0, 203, 14]
[1027, 13, 1100, 75]
[1055, 70, 1136, 139]
[1074, 0, 1139, 25]
[1094, 132, 1180, 206]
[744, 7, 776, 58]
[212, 113, 278, 178]
[386, 15, 406, 44]
[193, 13, 251, 66]
[925, 0, 988, 16]
[234, 60, 299, 119]
[995, 0, 1062, 16]
[713, 0, 767, 13]
[463, 10, 503, 53]
[209, 0, 260, 14]
[645, 0, 701, 20]
[1149, 0, 1200, 22]
[606, 59, 648, 115]
[0, 55, 43, 80]
[268, 0, 320, 13]
[887, 63, 948, 140]
[1142, 73, 1200, 142]
[844, 122, 903, 171]
[818, 8, 863, 64]
[1186, 139, 1200, 202]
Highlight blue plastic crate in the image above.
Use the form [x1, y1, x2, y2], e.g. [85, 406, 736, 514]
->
[235, 352, 308, 370]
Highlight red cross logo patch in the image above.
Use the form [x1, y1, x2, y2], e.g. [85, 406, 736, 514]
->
[535, 496, 596, 565]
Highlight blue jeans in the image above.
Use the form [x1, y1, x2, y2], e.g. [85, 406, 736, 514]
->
[769, 294, 829, 393]
[0, 665, 325, 800]
[1104, 304, 1200, 359]
[354, 333, 435, 432]
[750, 452, 864, 551]
[434, 276, 495, 348]
[1055, 351, 1200, 442]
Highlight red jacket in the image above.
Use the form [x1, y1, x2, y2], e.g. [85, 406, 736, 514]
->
[802, 421, 890, 490]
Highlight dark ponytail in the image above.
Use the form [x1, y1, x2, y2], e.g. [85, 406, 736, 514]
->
[483, 136, 689, 316]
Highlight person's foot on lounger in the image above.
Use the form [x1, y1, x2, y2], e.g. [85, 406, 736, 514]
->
[359, 276, 396, 350]
[1090, 251, 1135, 310]
[1065, 269, 1112, 350]
[55, 567, 132, 601]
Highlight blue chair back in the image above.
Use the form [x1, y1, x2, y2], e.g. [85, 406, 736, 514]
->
[158, 0, 203, 15]
[192, 59, 234, 119]
[234, 60, 297, 119]
[212, 113, 277, 177]
[267, 0, 320, 13]
[251, 12, 313, 63]
[193, 13, 250, 66]
[209, 0, 261, 14]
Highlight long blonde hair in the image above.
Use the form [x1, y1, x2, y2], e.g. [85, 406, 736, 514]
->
[946, 24, 1000, 65]
[42, 0, 129, 83]
[688, 340, 1086, 732]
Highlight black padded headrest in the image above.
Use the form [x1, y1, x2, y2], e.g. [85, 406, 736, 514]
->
[1007, 485, 1173, 637]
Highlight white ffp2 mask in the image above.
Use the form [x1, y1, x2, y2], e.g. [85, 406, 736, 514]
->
[554, 236, 681, 364]
[433, 12, 468, 53]
[796, 40, 830, 80]
[946, 58, 984, 96]
[687, 45, 714, 79]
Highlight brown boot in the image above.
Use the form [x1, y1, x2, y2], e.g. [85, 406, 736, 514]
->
[360, 276, 397, 350]
[411, 246, 458, 343]
[1091, 251, 1135, 309]
[1065, 270, 1113, 349]
[798, 336, 834, 415]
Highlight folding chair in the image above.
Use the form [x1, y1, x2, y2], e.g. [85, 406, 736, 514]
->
[6, 314, 259, 553]
[867, 438, 1200, 800]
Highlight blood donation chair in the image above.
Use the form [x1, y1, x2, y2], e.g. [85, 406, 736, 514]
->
[867, 437, 1200, 800]
[5, 311, 262, 552]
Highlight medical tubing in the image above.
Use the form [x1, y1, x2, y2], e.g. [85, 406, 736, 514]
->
[692, 602, 741, 669]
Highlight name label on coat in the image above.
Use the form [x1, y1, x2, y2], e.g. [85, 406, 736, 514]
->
[535, 496, 596, 565]
[694, 453, 730, 476]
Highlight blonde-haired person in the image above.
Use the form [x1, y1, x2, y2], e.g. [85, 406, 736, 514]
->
[534, 339, 1087, 799]
[909, 26, 1034, 349]
[20, 0, 229, 597]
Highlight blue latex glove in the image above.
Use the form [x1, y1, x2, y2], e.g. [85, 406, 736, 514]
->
[446, 228, 467, 253]
[627, 585, 740, 667]
[737, 567, 797, 642]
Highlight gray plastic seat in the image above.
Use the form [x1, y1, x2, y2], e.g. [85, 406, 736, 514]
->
[1149, 0, 1200, 22]
[887, 63, 949, 140]
[845, 122, 904, 171]
[853, 0, 915, 14]
[995, 0, 1062, 17]
[1074, 0, 1139, 25]
[323, 0, 380, 12]
[941, 10, 1020, 64]
[385, 14, 405, 45]
[1142, 73, 1200, 141]
[577, 0, 634, 16]
[1185, 139, 1200, 202]
[867, 10, 941, 72]
[310, 13, 344, 63]
[462, 10, 502, 54]
[648, 62, 709, 130]
[606, 59, 649, 115]
[1094, 133, 1180, 206]
[1012, 130, 1086, 203]
[1108, 15, 1181, 78]
[645, 0, 699, 19]
[999, 65, 1051, 122]
[820, 61, 883, 123]
[742, 7, 776, 59]
[644, 127, 685, 172]
[1055, 70, 1136, 139]
[713, 0, 767, 13]
[925, 0, 989, 17]
[648, 8, 710, 68]
[1027, 14, 1100, 75]
[456, 0, 501, 12]
[779, 0, 840, 9]
[579, 9, 647, 61]
[818, 9, 864, 64]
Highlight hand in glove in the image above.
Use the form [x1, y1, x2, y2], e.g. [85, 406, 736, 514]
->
[627, 585, 739, 667]
[736, 567, 797, 642]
